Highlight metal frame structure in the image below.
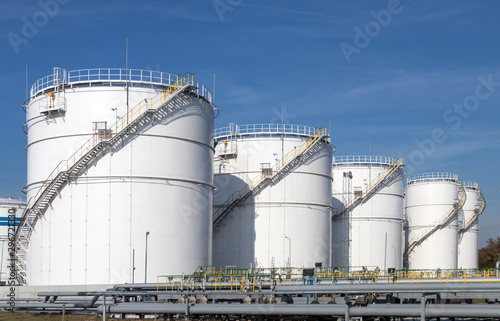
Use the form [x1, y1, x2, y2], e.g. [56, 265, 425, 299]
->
[3, 266, 500, 319]
[29, 68, 212, 102]
[214, 124, 319, 140]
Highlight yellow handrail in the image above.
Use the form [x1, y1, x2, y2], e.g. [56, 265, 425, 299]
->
[335, 157, 403, 218]
[214, 127, 327, 222]
[461, 189, 486, 232]
[405, 183, 466, 255]
[15, 73, 195, 282]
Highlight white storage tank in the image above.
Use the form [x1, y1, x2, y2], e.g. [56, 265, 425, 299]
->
[457, 182, 485, 269]
[212, 124, 332, 268]
[22, 68, 214, 285]
[0, 197, 26, 284]
[404, 172, 464, 270]
[331, 156, 404, 271]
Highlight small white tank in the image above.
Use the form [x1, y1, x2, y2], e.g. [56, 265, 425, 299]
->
[457, 182, 485, 269]
[0, 197, 26, 284]
[331, 156, 404, 271]
[212, 124, 333, 268]
[404, 172, 464, 270]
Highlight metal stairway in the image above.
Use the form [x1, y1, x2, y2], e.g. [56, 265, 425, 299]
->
[332, 157, 404, 219]
[404, 183, 467, 257]
[14, 73, 197, 284]
[460, 190, 486, 233]
[213, 127, 329, 228]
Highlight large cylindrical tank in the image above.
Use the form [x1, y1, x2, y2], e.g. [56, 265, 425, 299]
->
[331, 156, 404, 271]
[0, 198, 25, 284]
[212, 124, 333, 268]
[404, 172, 463, 270]
[24, 68, 214, 285]
[457, 182, 485, 269]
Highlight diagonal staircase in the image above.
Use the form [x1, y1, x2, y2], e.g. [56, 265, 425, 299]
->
[404, 183, 467, 256]
[332, 157, 404, 219]
[212, 127, 329, 228]
[460, 190, 486, 233]
[14, 73, 198, 284]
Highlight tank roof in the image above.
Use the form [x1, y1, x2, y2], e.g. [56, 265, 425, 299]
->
[29, 68, 212, 104]
[461, 181, 479, 190]
[406, 172, 459, 185]
[333, 155, 397, 167]
[0, 196, 26, 206]
[214, 123, 324, 140]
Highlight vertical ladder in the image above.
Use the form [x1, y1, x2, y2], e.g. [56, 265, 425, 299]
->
[342, 171, 353, 268]
[333, 157, 404, 219]
[332, 158, 403, 269]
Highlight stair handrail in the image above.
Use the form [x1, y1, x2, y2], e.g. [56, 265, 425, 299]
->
[460, 190, 486, 232]
[17, 74, 195, 232]
[405, 183, 467, 255]
[14, 73, 197, 283]
[213, 127, 327, 225]
[333, 157, 403, 217]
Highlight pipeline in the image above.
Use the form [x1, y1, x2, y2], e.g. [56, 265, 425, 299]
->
[98, 303, 500, 318]
[274, 282, 500, 294]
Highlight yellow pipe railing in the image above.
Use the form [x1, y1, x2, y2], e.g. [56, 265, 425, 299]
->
[156, 267, 500, 293]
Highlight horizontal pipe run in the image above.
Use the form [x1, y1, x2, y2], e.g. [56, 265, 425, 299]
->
[100, 303, 345, 316]
[112, 283, 159, 290]
[0, 303, 95, 309]
[36, 291, 275, 298]
[38, 291, 150, 297]
[274, 282, 500, 294]
[99, 303, 500, 318]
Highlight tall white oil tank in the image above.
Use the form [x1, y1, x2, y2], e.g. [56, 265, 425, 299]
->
[0, 197, 26, 284]
[212, 124, 332, 268]
[331, 156, 404, 271]
[22, 68, 214, 285]
[404, 172, 465, 270]
[457, 182, 485, 269]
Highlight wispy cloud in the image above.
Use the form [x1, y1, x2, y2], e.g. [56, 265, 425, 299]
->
[434, 137, 499, 159]
[394, 3, 474, 26]
[8, 1, 219, 24]
[341, 68, 499, 99]
[240, 3, 344, 20]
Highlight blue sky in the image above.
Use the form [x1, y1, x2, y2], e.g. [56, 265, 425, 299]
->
[1, 0, 499, 246]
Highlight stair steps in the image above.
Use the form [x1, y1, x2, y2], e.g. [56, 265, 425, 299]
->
[14, 73, 198, 284]
[213, 127, 329, 228]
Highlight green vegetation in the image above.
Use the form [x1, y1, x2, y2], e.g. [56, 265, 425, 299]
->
[479, 237, 500, 268]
